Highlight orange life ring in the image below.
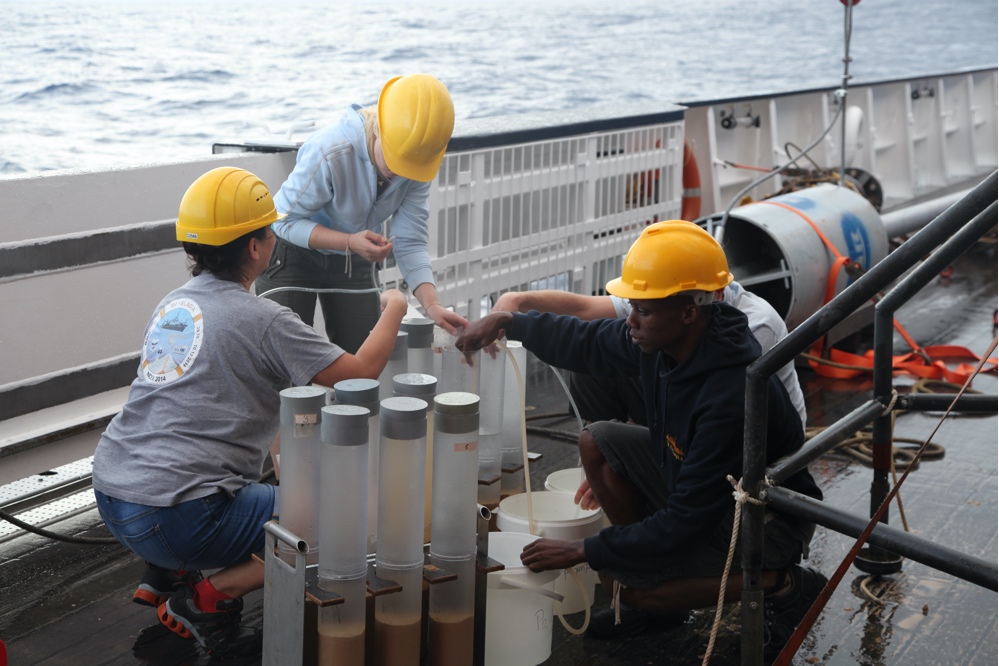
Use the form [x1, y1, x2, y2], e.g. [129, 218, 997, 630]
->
[681, 137, 702, 220]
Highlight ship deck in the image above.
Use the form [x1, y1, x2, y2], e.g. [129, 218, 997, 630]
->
[1, 244, 996, 666]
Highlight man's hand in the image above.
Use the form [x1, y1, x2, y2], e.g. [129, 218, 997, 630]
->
[574, 478, 601, 511]
[455, 312, 514, 361]
[348, 230, 393, 263]
[520, 538, 586, 572]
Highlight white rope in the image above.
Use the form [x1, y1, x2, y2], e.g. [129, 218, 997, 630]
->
[701, 475, 765, 666]
[344, 233, 353, 277]
[611, 579, 623, 626]
[881, 388, 899, 416]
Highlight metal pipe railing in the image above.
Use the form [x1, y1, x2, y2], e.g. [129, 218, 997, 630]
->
[868, 200, 999, 548]
[768, 399, 884, 485]
[766, 486, 998, 591]
[740, 171, 998, 665]
[897, 393, 997, 412]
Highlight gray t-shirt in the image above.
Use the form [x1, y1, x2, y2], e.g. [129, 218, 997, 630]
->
[93, 273, 343, 506]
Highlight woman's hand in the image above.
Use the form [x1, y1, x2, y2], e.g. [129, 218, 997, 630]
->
[346, 230, 393, 263]
[379, 288, 408, 314]
[427, 303, 468, 336]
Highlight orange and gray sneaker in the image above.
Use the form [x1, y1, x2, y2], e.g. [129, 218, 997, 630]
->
[132, 562, 202, 608]
[158, 585, 262, 660]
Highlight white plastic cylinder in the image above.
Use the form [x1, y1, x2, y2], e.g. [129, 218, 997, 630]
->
[439, 344, 479, 395]
[393, 373, 438, 545]
[319, 405, 369, 582]
[500, 341, 527, 498]
[377, 396, 428, 569]
[401, 317, 435, 377]
[278, 386, 326, 565]
[334, 378, 381, 554]
[318, 575, 368, 666]
[430, 392, 480, 561]
[705, 183, 888, 329]
[476, 350, 505, 511]
[373, 564, 424, 666]
[378, 331, 409, 400]
[428, 555, 476, 666]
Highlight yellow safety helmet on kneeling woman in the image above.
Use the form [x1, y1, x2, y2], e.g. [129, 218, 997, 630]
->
[175, 167, 285, 246]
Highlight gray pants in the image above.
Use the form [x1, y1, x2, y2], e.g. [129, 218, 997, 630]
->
[586, 421, 814, 589]
[255, 238, 380, 354]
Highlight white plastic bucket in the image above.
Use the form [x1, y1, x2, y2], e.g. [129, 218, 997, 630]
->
[495, 491, 603, 614]
[546, 467, 612, 529]
[544, 467, 585, 494]
[484, 532, 560, 666]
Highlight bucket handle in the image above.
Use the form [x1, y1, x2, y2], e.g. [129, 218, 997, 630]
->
[498, 577, 566, 603]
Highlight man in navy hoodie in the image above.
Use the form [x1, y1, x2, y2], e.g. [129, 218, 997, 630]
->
[456, 220, 825, 660]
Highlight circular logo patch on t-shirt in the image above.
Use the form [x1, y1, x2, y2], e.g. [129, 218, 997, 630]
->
[142, 298, 204, 384]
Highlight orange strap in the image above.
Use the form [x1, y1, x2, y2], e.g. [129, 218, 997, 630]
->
[753, 201, 998, 383]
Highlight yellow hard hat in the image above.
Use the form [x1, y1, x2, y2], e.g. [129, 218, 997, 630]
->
[378, 74, 455, 182]
[175, 167, 285, 246]
[605, 220, 733, 300]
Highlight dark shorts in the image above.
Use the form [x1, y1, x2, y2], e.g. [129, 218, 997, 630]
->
[94, 483, 276, 571]
[586, 421, 814, 589]
[569, 372, 648, 426]
[254, 237, 381, 354]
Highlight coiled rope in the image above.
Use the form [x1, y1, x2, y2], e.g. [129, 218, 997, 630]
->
[772, 336, 997, 666]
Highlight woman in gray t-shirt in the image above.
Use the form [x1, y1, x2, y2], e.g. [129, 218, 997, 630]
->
[93, 167, 410, 660]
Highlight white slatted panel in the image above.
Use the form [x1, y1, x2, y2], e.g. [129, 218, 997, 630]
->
[379, 120, 684, 320]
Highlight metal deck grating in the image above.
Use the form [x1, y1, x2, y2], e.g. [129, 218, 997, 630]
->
[0, 457, 96, 542]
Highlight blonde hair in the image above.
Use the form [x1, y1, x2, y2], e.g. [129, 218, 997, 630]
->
[360, 106, 379, 162]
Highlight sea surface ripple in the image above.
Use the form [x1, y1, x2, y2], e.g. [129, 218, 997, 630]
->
[1, 0, 996, 176]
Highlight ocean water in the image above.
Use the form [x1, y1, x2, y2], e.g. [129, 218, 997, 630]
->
[2, 0, 996, 176]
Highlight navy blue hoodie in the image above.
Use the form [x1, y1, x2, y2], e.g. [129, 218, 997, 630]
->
[508, 302, 821, 573]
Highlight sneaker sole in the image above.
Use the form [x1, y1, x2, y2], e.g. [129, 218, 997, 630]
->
[157, 600, 197, 642]
[133, 587, 169, 608]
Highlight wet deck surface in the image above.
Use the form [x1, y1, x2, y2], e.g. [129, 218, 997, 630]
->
[1, 244, 996, 665]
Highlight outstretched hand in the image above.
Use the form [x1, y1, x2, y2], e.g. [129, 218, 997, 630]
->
[427, 304, 468, 337]
[454, 312, 514, 363]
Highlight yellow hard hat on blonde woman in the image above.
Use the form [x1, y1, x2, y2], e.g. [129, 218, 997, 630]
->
[378, 74, 455, 182]
[175, 167, 285, 246]
[606, 220, 733, 302]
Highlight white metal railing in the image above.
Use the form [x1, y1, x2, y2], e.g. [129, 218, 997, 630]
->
[1, 69, 995, 471]
[380, 121, 685, 320]
[683, 68, 998, 215]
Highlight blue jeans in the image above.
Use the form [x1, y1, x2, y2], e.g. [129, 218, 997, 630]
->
[94, 484, 276, 571]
